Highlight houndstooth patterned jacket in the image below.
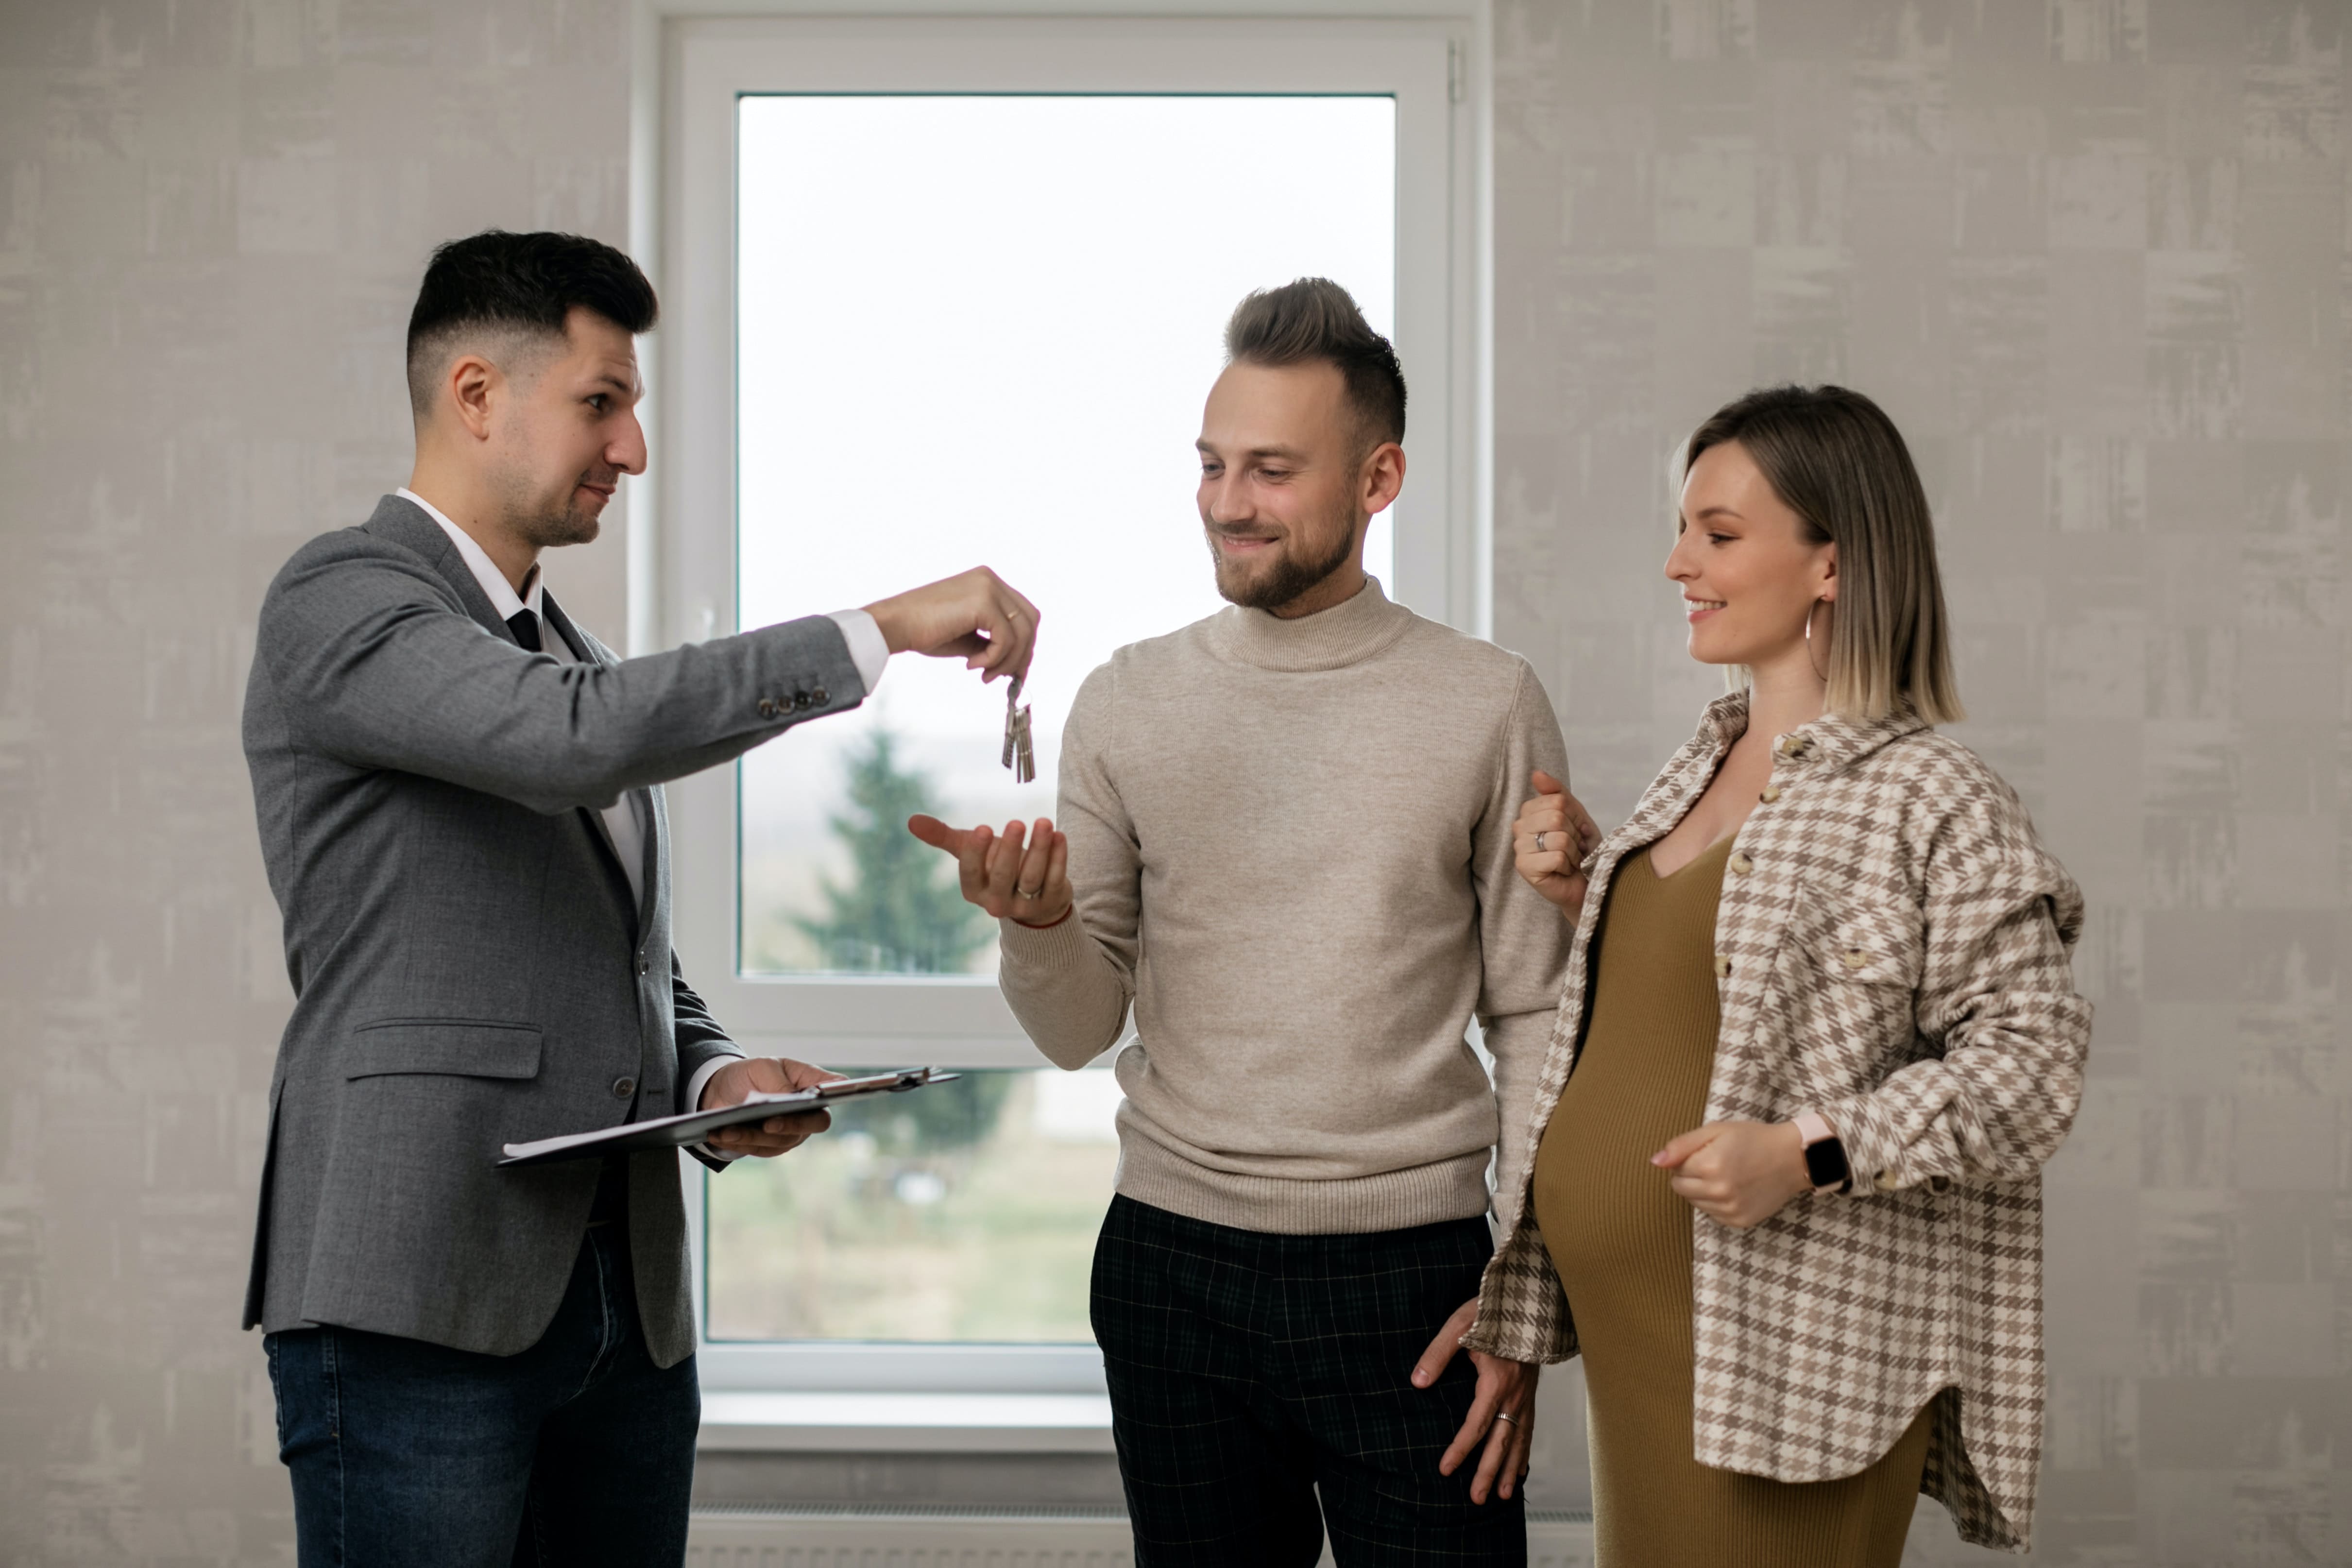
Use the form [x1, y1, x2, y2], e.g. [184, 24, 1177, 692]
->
[1463, 692, 2091, 1552]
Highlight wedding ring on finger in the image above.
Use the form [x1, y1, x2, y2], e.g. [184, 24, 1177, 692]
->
[1014, 885, 1041, 901]
[1534, 832, 1548, 853]
[1494, 1411, 1520, 1428]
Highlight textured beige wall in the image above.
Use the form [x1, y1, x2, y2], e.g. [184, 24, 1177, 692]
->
[0, 1, 631, 1559]
[2, 0, 2345, 1562]
[1491, 0, 2347, 1562]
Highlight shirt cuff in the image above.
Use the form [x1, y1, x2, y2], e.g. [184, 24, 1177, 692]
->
[827, 609, 890, 697]
[684, 1055, 742, 1164]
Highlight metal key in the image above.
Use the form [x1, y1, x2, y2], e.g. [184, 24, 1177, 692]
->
[1002, 675, 1035, 783]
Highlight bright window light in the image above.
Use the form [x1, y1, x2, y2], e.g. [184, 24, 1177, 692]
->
[735, 95, 1396, 981]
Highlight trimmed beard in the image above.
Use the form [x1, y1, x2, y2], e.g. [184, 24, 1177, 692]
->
[1209, 515, 1359, 612]
[503, 471, 605, 553]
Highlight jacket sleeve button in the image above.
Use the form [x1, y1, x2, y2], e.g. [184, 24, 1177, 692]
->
[756, 698, 776, 718]
[1713, 955, 1733, 979]
[811, 687, 828, 705]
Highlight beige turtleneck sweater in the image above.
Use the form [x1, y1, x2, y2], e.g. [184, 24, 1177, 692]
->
[997, 579, 1573, 1236]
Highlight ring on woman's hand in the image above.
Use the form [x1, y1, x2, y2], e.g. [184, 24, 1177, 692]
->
[1534, 832, 1548, 852]
[1014, 885, 1040, 900]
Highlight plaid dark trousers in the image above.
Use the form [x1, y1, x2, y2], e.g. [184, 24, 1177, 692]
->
[1091, 1195, 1528, 1567]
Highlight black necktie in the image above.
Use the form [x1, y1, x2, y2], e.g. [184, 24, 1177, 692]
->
[507, 608, 543, 653]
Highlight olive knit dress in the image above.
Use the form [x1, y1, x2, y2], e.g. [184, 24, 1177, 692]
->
[1531, 836, 1933, 1568]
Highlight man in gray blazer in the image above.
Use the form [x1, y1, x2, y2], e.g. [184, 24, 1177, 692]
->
[242, 230, 1040, 1568]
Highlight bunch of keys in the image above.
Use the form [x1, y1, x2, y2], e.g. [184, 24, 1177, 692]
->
[1000, 674, 1035, 784]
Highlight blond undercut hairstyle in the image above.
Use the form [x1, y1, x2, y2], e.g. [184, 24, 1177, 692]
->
[1223, 278, 1406, 457]
[1681, 385, 1965, 726]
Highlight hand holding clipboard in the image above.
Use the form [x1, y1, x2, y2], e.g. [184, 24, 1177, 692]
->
[495, 1067, 962, 1167]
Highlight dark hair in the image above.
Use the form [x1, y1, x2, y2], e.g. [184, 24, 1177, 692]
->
[1223, 278, 1406, 451]
[1683, 384, 1963, 724]
[405, 230, 659, 416]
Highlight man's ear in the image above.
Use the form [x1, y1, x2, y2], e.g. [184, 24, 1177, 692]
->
[1361, 440, 1407, 516]
[445, 353, 501, 443]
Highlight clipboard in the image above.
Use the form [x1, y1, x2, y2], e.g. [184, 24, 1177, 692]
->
[494, 1066, 962, 1167]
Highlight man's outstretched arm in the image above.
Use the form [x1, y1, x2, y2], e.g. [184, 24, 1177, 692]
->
[262, 545, 1040, 813]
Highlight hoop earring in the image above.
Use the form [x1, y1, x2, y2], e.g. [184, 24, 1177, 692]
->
[1806, 599, 1830, 683]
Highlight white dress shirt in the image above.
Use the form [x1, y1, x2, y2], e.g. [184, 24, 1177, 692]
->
[397, 488, 888, 1127]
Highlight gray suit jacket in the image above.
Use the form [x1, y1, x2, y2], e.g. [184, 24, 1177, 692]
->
[241, 494, 863, 1364]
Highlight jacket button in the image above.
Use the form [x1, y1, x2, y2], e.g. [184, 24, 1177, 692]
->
[1729, 853, 1754, 875]
[1759, 784, 1781, 803]
[811, 687, 828, 705]
[757, 698, 777, 718]
[1777, 734, 1808, 758]
[1713, 955, 1732, 979]
[793, 691, 812, 710]
[1842, 948, 1870, 970]
[613, 1077, 636, 1100]
[637, 956, 651, 976]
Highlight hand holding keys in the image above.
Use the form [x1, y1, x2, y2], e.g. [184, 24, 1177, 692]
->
[1001, 675, 1035, 784]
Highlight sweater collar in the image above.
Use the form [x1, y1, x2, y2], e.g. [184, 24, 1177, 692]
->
[1208, 576, 1415, 673]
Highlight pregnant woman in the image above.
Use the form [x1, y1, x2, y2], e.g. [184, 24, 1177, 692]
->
[1462, 386, 2091, 1564]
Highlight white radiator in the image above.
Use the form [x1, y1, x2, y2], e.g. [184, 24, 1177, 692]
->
[687, 1506, 1597, 1567]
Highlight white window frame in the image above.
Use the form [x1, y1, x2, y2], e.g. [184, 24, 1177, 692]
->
[639, 6, 1489, 1405]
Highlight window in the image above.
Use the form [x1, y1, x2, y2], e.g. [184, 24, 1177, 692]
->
[734, 93, 1396, 984]
[707, 1067, 1124, 1342]
[655, 15, 1480, 1390]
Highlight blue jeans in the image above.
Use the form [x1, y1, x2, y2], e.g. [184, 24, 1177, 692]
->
[265, 1218, 700, 1568]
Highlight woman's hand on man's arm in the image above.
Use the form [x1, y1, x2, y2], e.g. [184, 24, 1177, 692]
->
[1513, 770, 1603, 917]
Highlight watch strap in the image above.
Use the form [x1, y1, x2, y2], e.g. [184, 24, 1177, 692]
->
[1793, 1110, 1850, 1195]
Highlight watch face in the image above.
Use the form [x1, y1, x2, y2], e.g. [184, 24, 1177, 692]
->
[1804, 1137, 1850, 1190]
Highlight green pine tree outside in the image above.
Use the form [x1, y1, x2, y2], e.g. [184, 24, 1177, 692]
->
[795, 727, 997, 976]
[793, 726, 1013, 1152]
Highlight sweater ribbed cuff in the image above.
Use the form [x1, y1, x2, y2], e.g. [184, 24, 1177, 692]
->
[998, 908, 1093, 970]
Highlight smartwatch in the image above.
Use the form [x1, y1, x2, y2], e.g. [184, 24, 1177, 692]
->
[1793, 1110, 1851, 1195]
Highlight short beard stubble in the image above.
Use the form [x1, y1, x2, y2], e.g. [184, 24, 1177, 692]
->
[497, 464, 604, 555]
[1209, 506, 1361, 613]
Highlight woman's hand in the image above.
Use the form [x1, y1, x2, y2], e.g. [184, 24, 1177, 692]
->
[1513, 770, 1602, 916]
[908, 815, 1073, 928]
[1653, 1120, 1815, 1228]
[1411, 1297, 1538, 1504]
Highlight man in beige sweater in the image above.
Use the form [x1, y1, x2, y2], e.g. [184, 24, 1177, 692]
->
[912, 280, 1590, 1566]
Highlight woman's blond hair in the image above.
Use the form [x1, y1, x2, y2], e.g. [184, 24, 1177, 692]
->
[1681, 384, 1964, 725]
